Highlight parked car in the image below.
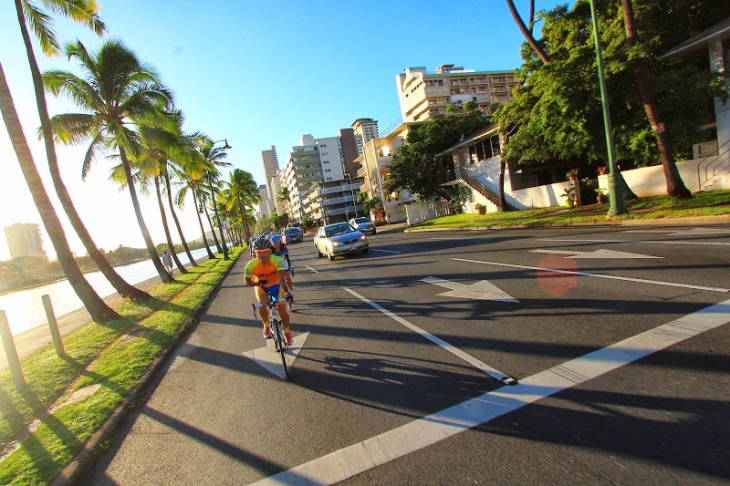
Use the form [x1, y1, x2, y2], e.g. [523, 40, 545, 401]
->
[283, 227, 303, 244]
[348, 217, 376, 235]
[314, 222, 369, 260]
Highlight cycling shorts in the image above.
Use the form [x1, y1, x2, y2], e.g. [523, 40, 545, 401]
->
[254, 284, 285, 301]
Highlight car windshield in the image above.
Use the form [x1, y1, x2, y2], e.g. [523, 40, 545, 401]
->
[353, 218, 370, 224]
[325, 223, 355, 238]
[284, 229, 299, 235]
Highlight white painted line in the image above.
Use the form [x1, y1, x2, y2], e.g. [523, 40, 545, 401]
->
[370, 249, 401, 254]
[538, 237, 730, 246]
[304, 265, 319, 273]
[242, 333, 310, 380]
[250, 299, 730, 486]
[341, 286, 515, 384]
[530, 249, 663, 259]
[430, 237, 470, 240]
[451, 257, 730, 293]
[420, 276, 519, 302]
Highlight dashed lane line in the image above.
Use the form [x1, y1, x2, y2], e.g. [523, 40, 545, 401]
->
[304, 265, 319, 273]
[537, 237, 730, 246]
[250, 299, 730, 485]
[450, 257, 730, 293]
[341, 286, 516, 385]
[369, 249, 401, 254]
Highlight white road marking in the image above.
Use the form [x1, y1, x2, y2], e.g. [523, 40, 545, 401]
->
[625, 228, 730, 236]
[341, 286, 516, 384]
[530, 249, 663, 259]
[451, 257, 730, 293]
[242, 333, 310, 380]
[538, 237, 730, 246]
[430, 237, 470, 240]
[249, 299, 730, 486]
[304, 265, 319, 273]
[421, 276, 519, 302]
[370, 248, 401, 254]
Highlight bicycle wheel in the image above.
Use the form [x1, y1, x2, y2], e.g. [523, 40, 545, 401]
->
[273, 320, 289, 379]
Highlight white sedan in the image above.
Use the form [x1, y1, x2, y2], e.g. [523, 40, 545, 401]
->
[313, 222, 369, 260]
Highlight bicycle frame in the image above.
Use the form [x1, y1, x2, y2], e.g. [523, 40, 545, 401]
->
[252, 294, 289, 379]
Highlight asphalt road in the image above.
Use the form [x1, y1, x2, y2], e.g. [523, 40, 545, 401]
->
[78, 225, 730, 485]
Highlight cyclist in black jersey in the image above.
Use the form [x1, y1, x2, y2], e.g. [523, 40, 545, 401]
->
[270, 234, 293, 298]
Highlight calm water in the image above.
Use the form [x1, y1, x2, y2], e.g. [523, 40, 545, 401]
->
[0, 248, 212, 337]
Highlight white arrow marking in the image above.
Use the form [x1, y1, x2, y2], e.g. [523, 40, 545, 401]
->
[531, 249, 663, 259]
[342, 287, 516, 385]
[242, 332, 310, 380]
[420, 276, 519, 302]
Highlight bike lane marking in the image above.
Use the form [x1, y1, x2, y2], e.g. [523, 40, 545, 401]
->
[537, 237, 730, 246]
[249, 298, 730, 486]
[243, 333, 310, 380]
[451, 257, 730, 293]
[342, 286, 517, 385]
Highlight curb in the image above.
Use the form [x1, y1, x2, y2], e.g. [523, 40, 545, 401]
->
[404, 214, 730, 232]
[51, 254, 242, 486]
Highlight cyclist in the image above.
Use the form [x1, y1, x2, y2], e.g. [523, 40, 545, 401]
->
[270, 234, 294, 299]
[244, 236, 293, 345]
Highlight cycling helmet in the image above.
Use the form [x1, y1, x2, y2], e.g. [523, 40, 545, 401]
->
[252, 236, 271, 251]
[270, 234, 282, 244]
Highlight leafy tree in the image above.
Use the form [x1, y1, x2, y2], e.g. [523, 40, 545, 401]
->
[499, 0, 730, 197]
[226, 169, 260, 241]
[386, 102, 491, 201]
[44, 39, 179, 282]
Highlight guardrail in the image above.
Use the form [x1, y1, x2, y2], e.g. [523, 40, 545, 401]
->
[697, 138, 730, 191]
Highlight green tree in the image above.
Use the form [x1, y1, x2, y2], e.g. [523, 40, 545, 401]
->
[44, 39, 178, 282]
[226, 169, 260, 241]
[500, 0, 730, 197]
[15, 0, 151, 301]
[196, 135, 232, 254]
[386, 102, 491, 201]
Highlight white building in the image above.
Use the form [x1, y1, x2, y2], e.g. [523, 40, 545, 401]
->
[260, 146, 279, 200]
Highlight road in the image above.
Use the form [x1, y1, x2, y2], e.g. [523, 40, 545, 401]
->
[79, 225, 730, 485]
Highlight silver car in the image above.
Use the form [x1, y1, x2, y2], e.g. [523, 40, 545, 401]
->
[348, 217, 376, 235]
[314, 222, 369, 260]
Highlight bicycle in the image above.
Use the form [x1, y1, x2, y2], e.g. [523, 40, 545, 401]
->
[252, 293, 291, 379]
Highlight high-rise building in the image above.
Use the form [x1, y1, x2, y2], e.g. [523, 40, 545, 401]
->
[261, 146, 279, 200]
[257, 184, 275, 218]
[351, 118, 379, 155]
[4, 223, 46, 259]
[396, 64, 520, 123]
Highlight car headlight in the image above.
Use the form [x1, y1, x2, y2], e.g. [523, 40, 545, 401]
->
[360, 235, 366, 240]
[332, 241, 341, 247]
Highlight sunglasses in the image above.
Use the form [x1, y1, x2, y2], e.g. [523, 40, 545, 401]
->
[255, 249, 270, 255]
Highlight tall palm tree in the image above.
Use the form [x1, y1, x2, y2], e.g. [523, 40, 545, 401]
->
[0, 63, 119, 322]
[196, 135, 232, 254]
[14, 0, 150, 300]
[43, 39, 178, 282]
[277, 186, 292, 219]
[228, 169, 261, 241]
[176, 163, 215, 259]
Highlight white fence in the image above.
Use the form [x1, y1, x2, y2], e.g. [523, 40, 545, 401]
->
[405, 200, 451, 226]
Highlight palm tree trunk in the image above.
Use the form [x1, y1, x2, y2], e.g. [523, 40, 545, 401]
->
[14, 0, 150, 302]
[163, 171, 196, 266]
[0, 63, 119, 322]
[505, 0, 550, 64]
[621, 0, 691, 198]
[120, 149, 173, 282]
[154, 176, 187, 273]
[194, 188, 216, 259]
[238, 199, 252, 241]
[204, 205, 222, 253]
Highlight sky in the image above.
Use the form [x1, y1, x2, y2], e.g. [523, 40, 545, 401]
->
[0, 0, 559, 261]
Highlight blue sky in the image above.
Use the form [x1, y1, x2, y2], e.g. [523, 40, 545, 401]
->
[0, 0, 559, 260]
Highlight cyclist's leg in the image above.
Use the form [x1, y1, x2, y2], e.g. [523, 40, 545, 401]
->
[255, 286, 269, 327]
[276, 286, 290, 331]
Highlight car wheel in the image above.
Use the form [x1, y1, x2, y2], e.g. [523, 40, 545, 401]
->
[315, 244, 323, 258]
[328, 249, 335, 261]
[361, 247, 369, 254]
[372, 229, 377, 235]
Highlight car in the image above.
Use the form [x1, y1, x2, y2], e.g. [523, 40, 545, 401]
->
[287, 222, 302, 229]
[314, 222, 369, 260]
[283, 227, 303, 244]
[348, 217, 376, 235]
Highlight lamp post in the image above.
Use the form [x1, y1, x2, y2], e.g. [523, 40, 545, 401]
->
[589, 0, 627, 217]
[345, 173, 358, 218]
[208, 139, 232, 260]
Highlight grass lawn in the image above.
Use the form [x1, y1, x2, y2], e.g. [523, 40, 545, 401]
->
[0, 248, 242, 485]
[414, 189, 730, 230]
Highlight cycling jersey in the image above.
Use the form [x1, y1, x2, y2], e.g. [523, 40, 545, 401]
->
[244, 254, 285, 288]
[271, 243, 291, 267]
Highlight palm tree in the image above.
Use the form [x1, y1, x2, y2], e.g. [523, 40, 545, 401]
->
[196, 135, 232, 256]
[13, 0, 150, 300]
[43, 39, 178, 283]
[0, 63, 119, 322]
[176, 164, 216, 259]
[228, 169, 261, 241]
[277, 186, 292, 219]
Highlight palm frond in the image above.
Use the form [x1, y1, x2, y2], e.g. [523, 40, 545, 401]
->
[22, 0, 60, 56]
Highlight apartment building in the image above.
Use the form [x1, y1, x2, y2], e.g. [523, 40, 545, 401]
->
[355, 121, 423, 223]
[260, 146, 279, 200]
[256, 184, 275, 218]
[351, 118, 379, 157]
[281, 130, 364, 223]
[4, 223, 45, 259]
[396, 64, 520, 123]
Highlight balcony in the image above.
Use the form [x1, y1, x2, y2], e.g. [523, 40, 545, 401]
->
[295, 166, 320, 175]
[292, 156, 319, 165]
[291, 146, 317, 157]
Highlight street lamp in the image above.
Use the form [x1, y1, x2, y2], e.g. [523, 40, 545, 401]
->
[345, 172, 358, 218]
[589, 0, 627, 217]
[208, 139, 232, 260]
